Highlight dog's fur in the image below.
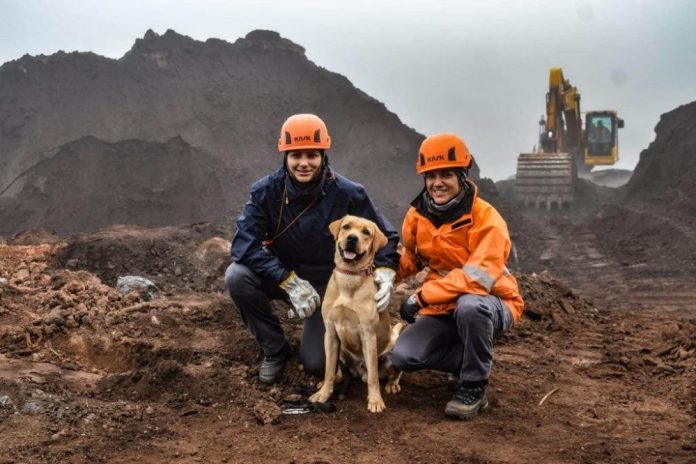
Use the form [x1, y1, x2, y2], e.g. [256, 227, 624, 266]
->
[309, 215, 403, 412]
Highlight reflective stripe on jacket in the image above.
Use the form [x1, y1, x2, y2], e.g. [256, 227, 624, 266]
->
[399, 183, 524, 321]
[232, 165, 400, 286]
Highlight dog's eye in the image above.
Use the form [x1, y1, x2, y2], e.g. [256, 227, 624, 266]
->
[342, 224, 351, 230]
[362, 228, 371, 236]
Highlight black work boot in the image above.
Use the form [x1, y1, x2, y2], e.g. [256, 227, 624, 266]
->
[259, 344, 291, 384]
[445, 380, 489, 420]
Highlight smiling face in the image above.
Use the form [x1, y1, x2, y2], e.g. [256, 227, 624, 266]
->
[424, 168, 461, 205]
[285, 149, 323, 183]
[329, 215, 388, 268]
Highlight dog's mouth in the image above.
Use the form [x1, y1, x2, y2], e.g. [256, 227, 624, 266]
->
[339, 245, 366, 263]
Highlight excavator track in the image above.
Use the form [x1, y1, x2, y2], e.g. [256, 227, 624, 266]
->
[515, 152, 575, 210]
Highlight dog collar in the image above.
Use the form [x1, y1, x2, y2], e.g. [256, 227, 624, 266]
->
[333, 265, 374, 277]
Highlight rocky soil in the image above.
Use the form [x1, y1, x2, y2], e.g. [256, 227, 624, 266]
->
[1, 225, 694, 463]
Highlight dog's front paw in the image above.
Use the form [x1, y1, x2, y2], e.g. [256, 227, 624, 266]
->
[385, 380, 401, 395]
[310, 387, 332, 404]
[367, 394, 386, 413]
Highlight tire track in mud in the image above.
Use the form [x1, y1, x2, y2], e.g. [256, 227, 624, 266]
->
[533, 217, 696, 319]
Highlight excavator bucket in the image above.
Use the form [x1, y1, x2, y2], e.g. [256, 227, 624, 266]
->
[515, 152, 575, 210]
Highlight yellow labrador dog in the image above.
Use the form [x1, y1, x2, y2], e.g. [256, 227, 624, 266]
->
[310, 215, 403, 413]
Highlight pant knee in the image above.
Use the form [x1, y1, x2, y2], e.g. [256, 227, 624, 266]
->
[454, 294, 490, 325]
[224, 262, 255, 296]
[390, 341, 423, 372]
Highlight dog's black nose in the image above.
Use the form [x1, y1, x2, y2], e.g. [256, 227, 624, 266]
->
[346, 234, 358, 245]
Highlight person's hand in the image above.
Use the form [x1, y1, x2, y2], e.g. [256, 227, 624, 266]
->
[280, 272, 321, 319]
[373, 267, 396, 313]
[399, 294, 421, 324]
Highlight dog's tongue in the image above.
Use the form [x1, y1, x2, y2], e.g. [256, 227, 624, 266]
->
[342, 250, 357, 260]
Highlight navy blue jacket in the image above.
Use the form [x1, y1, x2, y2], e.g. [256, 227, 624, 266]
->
[231, 165, 400, 286]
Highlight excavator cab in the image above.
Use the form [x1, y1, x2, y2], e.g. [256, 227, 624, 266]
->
[585, 111, 623, 165]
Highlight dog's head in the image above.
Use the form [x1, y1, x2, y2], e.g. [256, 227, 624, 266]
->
[328, 215, 388, 268]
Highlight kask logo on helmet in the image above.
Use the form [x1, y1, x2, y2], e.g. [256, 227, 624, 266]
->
[294, 136, 312, 142]
[426, 154, 446, 162]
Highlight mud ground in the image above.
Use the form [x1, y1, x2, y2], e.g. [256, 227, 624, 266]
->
[0, 224, 695, 464]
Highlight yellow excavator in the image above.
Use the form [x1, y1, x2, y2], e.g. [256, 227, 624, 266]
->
[515, 68, 624, 209]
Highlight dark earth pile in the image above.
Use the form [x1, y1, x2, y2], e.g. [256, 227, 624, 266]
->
[0, 29, 426, 235]
[587, 100, 696, 276]
[625, 100, 696, 211]
[0, 137, 232, 235]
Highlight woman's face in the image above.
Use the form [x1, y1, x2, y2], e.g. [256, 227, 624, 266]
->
[286, 150, 323, 183]
[425, 169, 461, 205]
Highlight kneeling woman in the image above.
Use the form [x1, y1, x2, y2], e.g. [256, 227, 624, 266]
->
[391, 133, 524, 420]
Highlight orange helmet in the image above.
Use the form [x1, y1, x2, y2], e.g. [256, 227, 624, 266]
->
[416, 133, 472, 174]
[277, 114, 331, 152]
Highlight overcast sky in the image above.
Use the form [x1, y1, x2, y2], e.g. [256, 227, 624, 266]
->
[1, 0, 695, 180]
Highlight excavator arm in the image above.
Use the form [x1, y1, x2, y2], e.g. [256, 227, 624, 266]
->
[542, 68, 582, 155]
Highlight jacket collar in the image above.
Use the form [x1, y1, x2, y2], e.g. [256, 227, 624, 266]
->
[283, 165, 335, 200]
[411, 180, 478, 228]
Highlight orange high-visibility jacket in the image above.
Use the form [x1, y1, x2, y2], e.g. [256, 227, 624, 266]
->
[399, 184, 524, 322]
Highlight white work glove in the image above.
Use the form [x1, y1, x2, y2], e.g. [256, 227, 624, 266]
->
[374, 267, 397, 313]
[280, 272, 321, 319]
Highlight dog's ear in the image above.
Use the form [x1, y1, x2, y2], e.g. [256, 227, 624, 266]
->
[372, 225, 388, 251]
[328, 217, 344, 240]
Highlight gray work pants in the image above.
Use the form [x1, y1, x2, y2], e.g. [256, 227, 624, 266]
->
[224, 262, 326, 377]
[390, 294, 513, 383]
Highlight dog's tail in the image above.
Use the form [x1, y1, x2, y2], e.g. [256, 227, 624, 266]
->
[391, 322, 404, 339]
[380, 322, 404, 356]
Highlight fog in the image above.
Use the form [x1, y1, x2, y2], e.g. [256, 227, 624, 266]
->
[2, 0, 695, 180]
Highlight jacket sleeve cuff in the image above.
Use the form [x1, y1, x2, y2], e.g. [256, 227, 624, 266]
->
[415, 290, 428, 307]
[278, 270, 293, 288]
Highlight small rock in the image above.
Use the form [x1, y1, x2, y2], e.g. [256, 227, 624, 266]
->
[21, 401, 41, 414]
[253, 399, 282, 425]
[50, 428, 68, 441]
[13, 268, 30, 282]
[44, 308, 68, 326]
[61, 361, 80, 371]
[116, 276, 160, 301]
[174, 266, 183, 277]
[0, 277, 8, 287]
[66, 258, 79, 269]
[44, 324, 58, 336]
[65, 315, 79, 328]
[0, 395, 13, 408]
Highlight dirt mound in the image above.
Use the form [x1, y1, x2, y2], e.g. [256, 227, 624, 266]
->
[0, 29, 424, 234]
[625, 100, 696, 210]
[53, 223, 230, 291]
[1, 234, 694, 463]
[0, 136, 233, 236]
[590, 203, 696, 273]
